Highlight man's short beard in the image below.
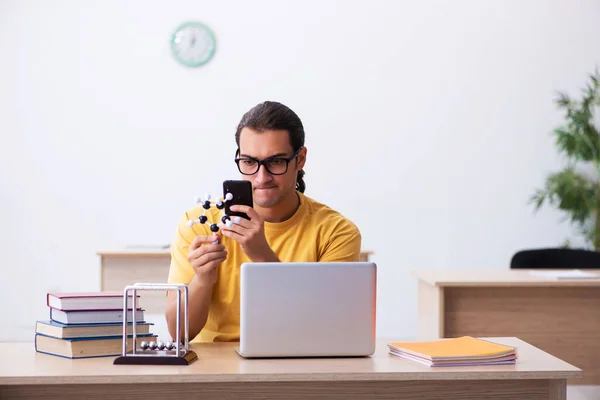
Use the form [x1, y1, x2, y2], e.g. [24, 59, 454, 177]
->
[254, 194, 283, 208]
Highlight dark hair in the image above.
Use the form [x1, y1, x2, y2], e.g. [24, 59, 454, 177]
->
[235, 101, 306, 193]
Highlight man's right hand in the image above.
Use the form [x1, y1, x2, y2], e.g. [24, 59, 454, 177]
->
[187, 234, 227, 285]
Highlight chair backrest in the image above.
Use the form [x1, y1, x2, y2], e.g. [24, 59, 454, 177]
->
[510, 248, 600, 269]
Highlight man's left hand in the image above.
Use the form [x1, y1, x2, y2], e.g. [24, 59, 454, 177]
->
[220, 205, 279, 262]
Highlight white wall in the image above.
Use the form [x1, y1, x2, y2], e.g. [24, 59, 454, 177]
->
[1, 0, 599, 342]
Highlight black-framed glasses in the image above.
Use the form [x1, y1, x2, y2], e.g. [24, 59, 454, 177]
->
[234, 147, 302, 176]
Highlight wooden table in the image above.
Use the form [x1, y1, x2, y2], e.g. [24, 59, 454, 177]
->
[97, 248, 374, 315]
[413, 269, 600, 385]
[0, 338, 581, 400]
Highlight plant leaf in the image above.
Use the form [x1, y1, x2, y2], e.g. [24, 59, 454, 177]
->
[541, 168, 596, 225]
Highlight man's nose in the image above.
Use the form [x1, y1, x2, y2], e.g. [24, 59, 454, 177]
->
[255, 164, 273, 183]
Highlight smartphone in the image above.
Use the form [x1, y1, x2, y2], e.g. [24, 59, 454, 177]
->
[223, 180, 253, 220]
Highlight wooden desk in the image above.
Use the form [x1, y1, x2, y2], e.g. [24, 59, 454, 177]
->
[0, 338, 581, 399]
[97, 248, 374, 315]
[413, 269, 600, 385]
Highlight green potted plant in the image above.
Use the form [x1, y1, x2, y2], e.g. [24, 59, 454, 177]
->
[530, 68, 600, 250]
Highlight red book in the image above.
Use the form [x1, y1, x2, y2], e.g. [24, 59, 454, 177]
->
[47, 292, 140, 311]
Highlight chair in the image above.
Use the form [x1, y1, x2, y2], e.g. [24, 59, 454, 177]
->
[510, 248, 600, 269]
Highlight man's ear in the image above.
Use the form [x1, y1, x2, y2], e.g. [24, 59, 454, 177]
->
[296, 146, 307, 170]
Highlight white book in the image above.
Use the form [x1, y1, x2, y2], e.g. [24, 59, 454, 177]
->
[50, 308, 145, 324]
[528, 269, 600, 279]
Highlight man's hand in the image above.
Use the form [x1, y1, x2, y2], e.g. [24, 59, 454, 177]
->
[187, 234, 227, 285]
[220, 205, 279, 262]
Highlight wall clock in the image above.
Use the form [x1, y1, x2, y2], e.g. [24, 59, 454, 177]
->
[170, 21, 216, 67]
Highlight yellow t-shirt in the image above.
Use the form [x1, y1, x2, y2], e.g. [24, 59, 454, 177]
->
[167, 191, 362, 342]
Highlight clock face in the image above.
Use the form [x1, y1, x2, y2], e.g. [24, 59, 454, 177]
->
[170, 22, 216, 67]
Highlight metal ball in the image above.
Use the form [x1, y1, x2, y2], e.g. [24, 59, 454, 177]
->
[140, 341, 149, 350]
[149, 341, 157, 350]
[157, 341, 166, 350]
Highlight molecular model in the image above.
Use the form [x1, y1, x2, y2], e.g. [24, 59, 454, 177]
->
[186, 192, 234, 233]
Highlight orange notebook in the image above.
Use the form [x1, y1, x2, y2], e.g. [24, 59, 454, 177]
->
[387, 336, 517, 367]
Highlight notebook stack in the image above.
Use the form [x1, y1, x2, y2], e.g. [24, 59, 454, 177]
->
[35, 292, 157, 359]
[387, 336, 518, 367]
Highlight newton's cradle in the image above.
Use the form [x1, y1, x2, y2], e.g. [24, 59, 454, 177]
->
[113, 283, 197, 365]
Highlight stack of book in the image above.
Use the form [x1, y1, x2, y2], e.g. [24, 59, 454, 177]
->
[387, 336, 518, 367]
[35, 291, 157, 359]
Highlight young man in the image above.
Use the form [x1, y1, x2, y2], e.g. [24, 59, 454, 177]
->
[165, 101, 361, 343]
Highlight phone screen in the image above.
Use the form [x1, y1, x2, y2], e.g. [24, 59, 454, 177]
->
[223, 180, 253, 220]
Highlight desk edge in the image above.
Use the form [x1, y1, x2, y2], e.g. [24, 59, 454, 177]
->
[0, 369, 583, 386]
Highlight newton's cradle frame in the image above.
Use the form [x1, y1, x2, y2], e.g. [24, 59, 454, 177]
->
[113, 283, 197, 365]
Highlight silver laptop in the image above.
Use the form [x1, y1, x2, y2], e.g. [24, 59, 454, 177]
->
[236, 261, 377, 358]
